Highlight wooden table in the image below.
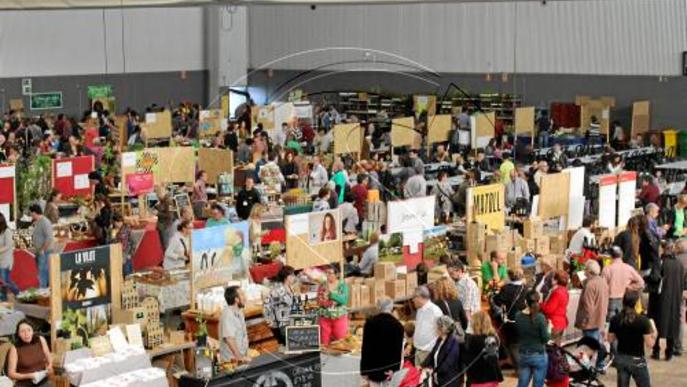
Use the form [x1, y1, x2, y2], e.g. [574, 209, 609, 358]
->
[148, 341, 196, 373]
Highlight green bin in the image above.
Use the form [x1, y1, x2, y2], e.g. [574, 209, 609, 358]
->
[678, 130, 687, 158]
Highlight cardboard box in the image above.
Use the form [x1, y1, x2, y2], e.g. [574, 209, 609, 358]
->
[348, 283, 361, 309]
[535, 236, 550, 255]
[549, 234, 567, 254]
[400, 272, 418, 294]
[385, 279, 406, 300]
[467, 222, 488, 254]
[507, 247, 523, 269]
[359, 285, 370, 307]
[523, 219, 544, 239]
[374, 262, 397, 281]
[112, 307, 147, 327]
[486, 233, 510, 254]
[519, 238, 536, 252]
[364, 278, 386, 304]
[428, 265, 448, 283]
[554, 254, 567, 271]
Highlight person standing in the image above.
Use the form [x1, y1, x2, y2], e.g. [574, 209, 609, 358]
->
[220, 286, 251, 362]
[448, 261, 480, 322]
[492, 269, 528, 370]
[236, 177, 261, 220]
[360, 298, 405, 384]
[154, 186, 176, 250]
[308, 155, 329, 196]
[412, 286, 443, 366]
[575, 260, 609, 369]
[351, 174, 369, 225]
[539, 270, 570, 345]
[30, 204, 53, 288]
[431, 171, 455, 224]
[44, 190, 61, 224]
[262, 266, 296, 345]
[430, 277, 469, 333]
[463, 311, 503, 387]
[514, 290, 550, 387]
[650, 248, 684, 361]
[568, 216, 597, 255]
[316, 265, 349, 346]
[505, 168, 530, 210]
[499, 153, 515, 184]
[191, 170, 208, 219]
[421, 316, 461, 387]
[112, 213, 134, 277]
[602, 246, 644, 320]
[608, 291, 656, 387]
[0, 213, 17, 301]
[163, 220, 191, 270]
[613, 215, 642, 269]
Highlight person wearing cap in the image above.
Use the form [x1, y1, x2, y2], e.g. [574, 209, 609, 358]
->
[360, 298, 404, 384]
[411, 286, 443, 366]
[576, 260, 609, 370]
[602, 246, 645, 321]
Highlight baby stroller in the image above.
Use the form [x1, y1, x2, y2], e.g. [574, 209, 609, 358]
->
[562, 336, 613, 387]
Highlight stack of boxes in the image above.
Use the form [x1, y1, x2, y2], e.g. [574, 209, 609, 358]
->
[346, 262, 418, 309]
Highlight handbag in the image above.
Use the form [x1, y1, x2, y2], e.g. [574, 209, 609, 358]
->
[442, 300, 465, 343]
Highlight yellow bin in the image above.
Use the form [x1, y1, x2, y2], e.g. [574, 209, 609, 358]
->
[663, 129, 678, 157]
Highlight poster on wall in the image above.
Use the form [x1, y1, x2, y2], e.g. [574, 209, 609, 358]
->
[308, 210, 342, 245]
[386, 196, 436, 234]
[379, 233, 404, 263]
[423, 226, 448, 262]
[617, 171, 637, 228]
[191, 222, 250, 290]
[466, 183, 505, 231]
[58, 246, 113, 342]
[598, 175, 618, 229]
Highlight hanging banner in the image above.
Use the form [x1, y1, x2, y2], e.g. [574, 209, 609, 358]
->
[617, 171, 637, 229]
[466, 183, 505, 231]
[598, 175, 618, 229]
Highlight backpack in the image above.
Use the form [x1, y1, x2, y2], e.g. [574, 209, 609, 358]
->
[546, 344, 570, 382]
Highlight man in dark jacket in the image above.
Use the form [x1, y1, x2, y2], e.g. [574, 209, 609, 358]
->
[236, 177, 261, 220]
[360, 298, 404, 383]
[651, 246, 685, 361]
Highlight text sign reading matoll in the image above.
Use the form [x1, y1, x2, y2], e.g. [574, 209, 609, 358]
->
[467, 183, 505, 231]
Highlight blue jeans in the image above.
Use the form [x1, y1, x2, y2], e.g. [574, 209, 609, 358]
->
[0, 268, 18, 301]
[538, 133, 550, 149]
[517, 351, 548, 387]
[583, 329, 606, 368]
[615, 354, 650, 387]
[37, 251, 50, 288]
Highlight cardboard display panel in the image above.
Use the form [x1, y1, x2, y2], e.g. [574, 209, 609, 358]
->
[515, 107, 535, 135]
[427, 115, 452, 144]
[333, 123, 363, 155]
[50, 244, 122, 348]
[475, 112, 496, 138]
[466, 183, 505, 231]
[121, 147, 195, 194]
[574, 96, 591, 106]
[413, 95, 436, 117]
[391, 117, 420, 148]
[598, 175, 618, 229]
[114, 115, 128, 149]
[141, 110, 172, 140]
[538, 172, 571, 219]
[197, 148, 234, 185]
[631, 101, 651, 136]
[199, 109, 223, 138]
[221, 95, 229, 119]
[52, 156, 95, 198]
[286, 209, 343, 270]
[9, 99, 24, 111]
[579, 99, 611, 135]
[254, 105, 274, 131]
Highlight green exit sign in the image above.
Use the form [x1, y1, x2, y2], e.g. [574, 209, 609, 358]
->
[87, 84, 113, 99]
[30, 92, 63, 110]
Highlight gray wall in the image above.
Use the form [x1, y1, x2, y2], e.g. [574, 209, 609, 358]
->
[248, 69, 687, 129]
[0, 71, 208, 117]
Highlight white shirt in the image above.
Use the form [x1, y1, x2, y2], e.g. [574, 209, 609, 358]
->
[413, 300, 443, 351]
[274, 129, 286, 147]
[568, 227, 596, 255]
[309, 164, 329, 195]
[163, 232, 189, 269]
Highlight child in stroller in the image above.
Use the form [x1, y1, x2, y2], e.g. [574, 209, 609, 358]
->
[556, 336, 613, 387]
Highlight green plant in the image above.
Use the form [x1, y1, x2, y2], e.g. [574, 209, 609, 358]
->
[195, 315, 208, 338]
[60, 309, 90, 347]
[16, 154, 52, 213]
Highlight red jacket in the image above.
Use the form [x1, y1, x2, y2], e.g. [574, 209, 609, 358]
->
[638, 183, 660, 205]
[540, 286, 569, 331]
[351, 184, 368, 219]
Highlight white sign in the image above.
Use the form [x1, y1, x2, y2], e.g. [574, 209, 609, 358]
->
[56, 162, 72, 178]
[287, 213, 309, 236]
[0, 204, 10, 224]
[145, 112, 157, 123]
[568, 196, 585, 230]
[125, 324, 144, 349]
[294, 104, 313, 119]
[598, 175, 618, 229]
[387, 196, 436, 233]
[21, 78, 32, 95]
[565, 166, 585, 198]
[122, 152, 136, 168]
[617, 172, 637, 228]
[107, 326, 129, 353]
[74, 174, 90, 190]
[0, 165, 15, 178]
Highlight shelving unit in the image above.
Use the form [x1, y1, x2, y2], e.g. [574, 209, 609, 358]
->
[437, 93, 522, 127]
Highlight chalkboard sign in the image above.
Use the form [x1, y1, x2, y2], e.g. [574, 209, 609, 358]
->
[30, 92, 63, 110]
[174, 193, 191, 210]
[285, 325, 320, 354]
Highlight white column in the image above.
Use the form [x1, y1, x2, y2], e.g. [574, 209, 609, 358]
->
[205, 5, 248, 108]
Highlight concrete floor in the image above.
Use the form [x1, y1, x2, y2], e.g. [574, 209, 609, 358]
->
[501, 338, 687, 387]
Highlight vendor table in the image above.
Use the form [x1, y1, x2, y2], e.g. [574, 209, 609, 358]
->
[14, 302, 50, 321]
[136, 278, 191, 313]
[64, 348, 153, 386]
[178, 351, 321, 387]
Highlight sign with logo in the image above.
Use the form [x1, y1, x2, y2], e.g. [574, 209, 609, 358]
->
[387, 196, 436, 233]
[30, 92, 62, 110]
[467, 183, 505, 231]
[87, 84, 113, 99]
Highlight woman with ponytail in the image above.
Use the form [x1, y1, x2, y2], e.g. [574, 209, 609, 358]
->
[514, 290, 550, 387]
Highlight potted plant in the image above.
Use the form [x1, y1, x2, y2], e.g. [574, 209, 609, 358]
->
[195, 315, 209, 347]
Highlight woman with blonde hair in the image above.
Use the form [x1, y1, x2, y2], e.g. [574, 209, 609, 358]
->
[430, 277, 468, 332]
[463, 311, 503, 387]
